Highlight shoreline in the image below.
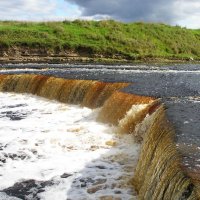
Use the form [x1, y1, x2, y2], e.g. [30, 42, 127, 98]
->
[1, 20, 199, 66]
[0, 55, 199, 65]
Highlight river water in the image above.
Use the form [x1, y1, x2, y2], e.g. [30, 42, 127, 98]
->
[0, 63, 200, 197]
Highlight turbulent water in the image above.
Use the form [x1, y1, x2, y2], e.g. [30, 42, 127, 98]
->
[0, 63, 200, 199]
[0, 92, 140, 200]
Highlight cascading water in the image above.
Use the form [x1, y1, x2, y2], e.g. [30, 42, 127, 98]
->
[0, 74, 199, 199]
[0, 92, 140, 200]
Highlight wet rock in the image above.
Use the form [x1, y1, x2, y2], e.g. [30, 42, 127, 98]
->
[80, 177, 94, 184]
[93, 178, 107, 185]
[1, 179, 54, 200]
[2, 180, 38, 200]
[0, 157, 6, 163]
[87, 185, 103, 194]
[0, 143, 4, 151]
[81, 182, 87, 188]
[60, 173, 72, 178]
[95, 165, 106, 169]
[75, 177, 95, 188]
[5, 104, 27, 109]
[114, 190, 122, 194]
[5, 153, 18, 160]
[90, 145, 99, 151]
[39, 180, 53, 188]
[0, 110, 29, 121]
[30, 149, 38, 155]
[3, 152, 30, 161]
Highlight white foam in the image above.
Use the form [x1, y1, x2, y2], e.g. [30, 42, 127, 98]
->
[0, 92, 139, 200]
[119, 104, 148, 126]
[1, 67, 200, 74]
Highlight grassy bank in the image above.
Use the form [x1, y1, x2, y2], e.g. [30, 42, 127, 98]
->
[0, 20, 200, 62]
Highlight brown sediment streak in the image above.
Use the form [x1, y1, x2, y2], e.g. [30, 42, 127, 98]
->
[89, 83, 130, 108]
[82, 82, 129, 108]
[0, 74, 8, 82]
[133, 106, 199, 199]
[82, 82, 108, 108]
[0, 74, 199, 199]
[0, 74, 50, 94]
[98, 91, 154, 125]
[0, 74, 128, 107]
[118, 100, 161, 141]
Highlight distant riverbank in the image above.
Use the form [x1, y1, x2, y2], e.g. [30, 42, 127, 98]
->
[0, 20, 200, 64]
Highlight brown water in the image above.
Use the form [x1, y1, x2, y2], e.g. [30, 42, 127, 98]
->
[0, 63, 200, 199]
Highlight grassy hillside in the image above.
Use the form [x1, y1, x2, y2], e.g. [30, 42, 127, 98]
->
[0, 20, 200, 61]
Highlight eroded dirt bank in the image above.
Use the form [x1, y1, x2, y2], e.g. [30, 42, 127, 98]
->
[0, 46, 198, 64]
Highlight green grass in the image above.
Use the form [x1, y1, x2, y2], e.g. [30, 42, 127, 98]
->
[0, 20, 200, 61]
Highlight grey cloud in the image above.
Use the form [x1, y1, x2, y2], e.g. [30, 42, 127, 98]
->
[66, 0, 176, 23]
[0, 0, 199, 28]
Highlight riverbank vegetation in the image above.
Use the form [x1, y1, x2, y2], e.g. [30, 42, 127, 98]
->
[0, 20, 200, 62]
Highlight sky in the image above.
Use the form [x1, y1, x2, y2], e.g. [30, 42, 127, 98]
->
[0, 0, 199, 29]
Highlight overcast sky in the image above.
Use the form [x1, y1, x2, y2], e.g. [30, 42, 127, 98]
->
[0, 0, 199, 28]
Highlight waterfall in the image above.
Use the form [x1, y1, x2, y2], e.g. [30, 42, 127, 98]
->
[0, 74, 199, 199]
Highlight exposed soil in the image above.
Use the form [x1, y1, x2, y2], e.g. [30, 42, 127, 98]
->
[0, 46, 198, 64]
